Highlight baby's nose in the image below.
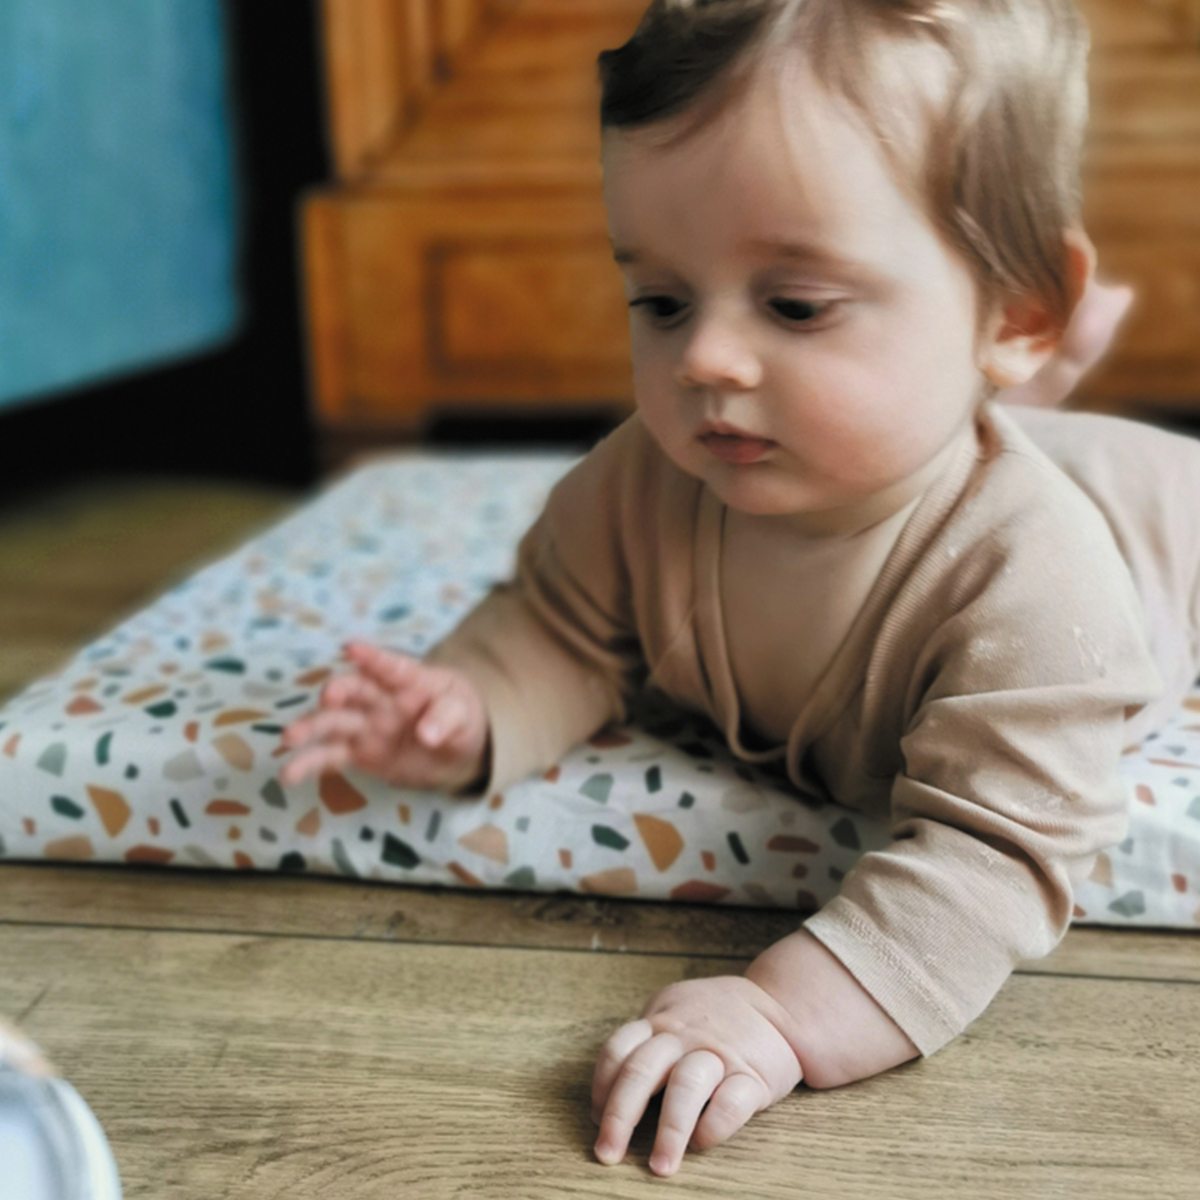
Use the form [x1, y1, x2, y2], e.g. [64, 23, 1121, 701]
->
[675, 319, 762, 391]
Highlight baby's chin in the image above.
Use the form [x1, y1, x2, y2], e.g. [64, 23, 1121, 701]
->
[695, 462, 842, 519]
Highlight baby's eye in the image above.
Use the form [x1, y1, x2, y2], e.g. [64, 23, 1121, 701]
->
[629, 295, 688, 326]
[769, 298, 833, 325]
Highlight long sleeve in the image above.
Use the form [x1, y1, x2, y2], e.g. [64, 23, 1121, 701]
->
[426, 420, 650, 793]
[803, 414, 1163, 1055]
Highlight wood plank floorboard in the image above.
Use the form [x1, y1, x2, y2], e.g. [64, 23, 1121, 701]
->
[2, 863, 1199, 983]
[2, 922, 1198, 1200]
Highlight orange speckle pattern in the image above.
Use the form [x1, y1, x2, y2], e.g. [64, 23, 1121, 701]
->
[319, 772, 368, 815]
[212, 733, 254, 771]
[206, 800, 250, 816]
[125, 845, 175, 865]
[44, 836, 94, 861]
[634, 814, 684, 871]
[670, 880, 730, 904]
[767, 835, 821, 854]
[296, 807, 322, 837]
[214, 709, 270, 727]
[448, 861, 483, 887]
[1089, 852, 1114, 888]
[580, 867, 638, 896]
[458, 824, 508, 865]
[87, 786, 131, 837]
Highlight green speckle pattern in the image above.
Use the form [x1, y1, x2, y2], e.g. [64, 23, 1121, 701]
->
[592, 825, 630, 852]
[51, 796, 84, 820]
[382, 833, 420, 870]
[581, 774, 615, 804]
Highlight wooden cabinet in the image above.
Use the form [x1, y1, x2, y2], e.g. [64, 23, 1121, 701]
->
[1083, 0, 1200, 412]
[303, 0, 1200, 440]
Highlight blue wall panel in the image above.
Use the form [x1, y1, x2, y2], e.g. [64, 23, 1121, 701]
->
[0, 2, 240, 412]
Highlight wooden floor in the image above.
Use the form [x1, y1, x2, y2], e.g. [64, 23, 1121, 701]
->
[1, 477, 1199, 1199]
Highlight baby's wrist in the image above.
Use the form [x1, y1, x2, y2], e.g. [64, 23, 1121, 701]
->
[744, 930, 919, 1089]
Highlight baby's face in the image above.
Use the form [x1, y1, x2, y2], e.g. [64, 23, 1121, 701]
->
[603, 64, 991, 531]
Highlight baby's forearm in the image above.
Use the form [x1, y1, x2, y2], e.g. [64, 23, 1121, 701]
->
[744, 929, 919, 1090]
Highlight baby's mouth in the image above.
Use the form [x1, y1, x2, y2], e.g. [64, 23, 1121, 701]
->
[697, 424, 776, 465]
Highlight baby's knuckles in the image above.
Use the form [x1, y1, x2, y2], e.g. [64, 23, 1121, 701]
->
[641, 976, 803, 1098]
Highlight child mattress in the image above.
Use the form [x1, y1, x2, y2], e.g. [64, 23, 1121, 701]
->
[1, 453, 1197, 928]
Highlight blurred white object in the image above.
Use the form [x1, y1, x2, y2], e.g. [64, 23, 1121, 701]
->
[0, 1060, 121, 1200]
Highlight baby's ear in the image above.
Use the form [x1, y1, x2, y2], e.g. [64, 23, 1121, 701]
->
[979, 231, 1096, 388]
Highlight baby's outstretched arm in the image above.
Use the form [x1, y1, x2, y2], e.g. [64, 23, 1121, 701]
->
[592, 929, 918, 1176]
[280, 642, 490, 794]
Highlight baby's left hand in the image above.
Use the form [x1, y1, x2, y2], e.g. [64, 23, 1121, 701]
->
[591, 976, 802, 1177]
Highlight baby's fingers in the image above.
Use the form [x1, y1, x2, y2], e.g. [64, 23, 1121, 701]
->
[592, 1019, 654, 1122]
[282, 707, 368, 750]
[279, 709, 368, 784]
[344, 642, 422, 691]
[690, 1072, 766, 1152]
[648, 1050, 726, 1177]
[320, 671, 390, 714]
[413, 688, 479, 753]
[278, 740, 355, 786]
[594, 1032, 682, 1167]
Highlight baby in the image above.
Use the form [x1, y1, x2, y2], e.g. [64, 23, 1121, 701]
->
[282, 0, 1200, 1178]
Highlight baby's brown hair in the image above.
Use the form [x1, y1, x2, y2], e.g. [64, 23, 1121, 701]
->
[598, 0, 1090, 332]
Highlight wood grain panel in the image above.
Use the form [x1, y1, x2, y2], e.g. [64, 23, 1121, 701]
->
[2, 863, 1198, 982]
[1084, 0, 1200, 46]
[321, 0, 515, 178]
[321, 0, 413, 177]
[432, 238, 630, 369]
[2, 922, 1198, 1198]
[303, 196, 353, 422]
[1090, 54, 1200, 146]
[1079, 238, 1200, 407]
[305, 190, 634, 427]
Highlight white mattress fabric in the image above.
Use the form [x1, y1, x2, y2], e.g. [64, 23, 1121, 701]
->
[1, 453, 1197, 928]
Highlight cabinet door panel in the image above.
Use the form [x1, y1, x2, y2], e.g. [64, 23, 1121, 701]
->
[305, 192, 633, 428]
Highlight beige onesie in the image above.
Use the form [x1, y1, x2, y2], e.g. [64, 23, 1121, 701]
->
[428, 403, 1200, 1054]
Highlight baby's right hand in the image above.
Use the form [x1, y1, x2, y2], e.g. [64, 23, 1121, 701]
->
[279, 642, 490, 794]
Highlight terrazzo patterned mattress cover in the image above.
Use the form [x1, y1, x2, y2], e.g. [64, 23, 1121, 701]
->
[1, 452, 1198, 928]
